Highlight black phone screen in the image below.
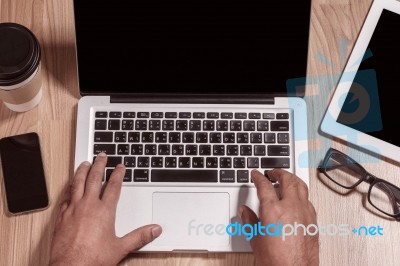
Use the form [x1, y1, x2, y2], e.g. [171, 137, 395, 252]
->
[0, 132, 48, 214]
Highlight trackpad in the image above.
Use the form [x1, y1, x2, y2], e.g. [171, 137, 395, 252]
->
[152, 192, 230, 249]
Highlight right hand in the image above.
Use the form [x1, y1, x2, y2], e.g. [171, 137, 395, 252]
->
[239, 169, 319, 266]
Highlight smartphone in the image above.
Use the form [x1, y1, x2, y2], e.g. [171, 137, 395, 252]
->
[0, 132, 49, 214]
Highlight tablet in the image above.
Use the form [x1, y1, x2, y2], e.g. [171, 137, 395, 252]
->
[321, 0, 400, 162]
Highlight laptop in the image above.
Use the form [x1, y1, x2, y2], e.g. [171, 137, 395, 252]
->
[73, 0, 311, 252]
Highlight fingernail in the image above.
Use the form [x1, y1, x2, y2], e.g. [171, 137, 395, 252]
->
[238, 206, 244, 219]
[98, 152, 106, 157]
[151, 226, 162, 238]
[82, 161, 91, 166]
[116, 164, 125, 168]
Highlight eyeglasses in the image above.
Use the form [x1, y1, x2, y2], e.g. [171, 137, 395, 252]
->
[319, 148, 400, 220]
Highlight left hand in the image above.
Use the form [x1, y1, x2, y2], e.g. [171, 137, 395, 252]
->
[49, 153, 162, 266]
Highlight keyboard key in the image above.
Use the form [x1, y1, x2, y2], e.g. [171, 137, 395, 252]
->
[94, 132, 113, 142]
[152, 170, 218, 182]
[199, 145, 211, 156]
[243, 121, 256, 131]
[220, 157, 232, 168]
[196, 132, 208, 143]
[141, 132, 154, 143]
[237, 133, 249, 143]
[109, 112, 122, 118]
[144, 144, 156, 155]
[135, 120, 147, 130]
[149, 120, 161, 130]
[158, 144, 170, 155]
[117, 144, 129, 155]
[169, 132, 181, 143]
[220, 170, 235, 183]
[189, 120, 201, 131]
[114, 132, 126, 142]
[123, 169, 132, 182]
[277, 113, 289, 119]
[227, 145, 238, 156]
[203, 120, 215, 131]
[206, 157, 218, 168]
[95, 111, 107, 118]
[221, 112, 233, 119]
[94, 144, 116, 155]
[207, 112, 219, 119]
[223, 133, 235, 143]
[176, 120, 188, 130]
[124, 157, 136, 167]
[193, 112, 205, 118]
[217, 120, 229, 131]
[235, 113, 247, 119]
[249, 113, 261, 119]
[137, 112, 150, 118]
[155, 132, 167, 143]
[247, 157, 259, 168]
[151, 157, 163, 168]
[123, 112, 135, 118]
[108, 120, 120, 130]
[250, 133, 262, 143]
[192, 157, 204, 168]
[263, 113, 275, 119]
[128, 132, 140, 143]
[179, 157, 191, 168]
[254, 145, 266, 156]
[234, 157, 246, 168]
[182, 132, 194, 143]
[122, 120, 134, 130]
[257, 121, 269, 131]
[151, 112, 163, 118]
[137, 157, 149, 167]
[179, 112, 191, 118]
[163, 120, 174, 130]
[134, 169, 149, 182]
[213, 145, 225, 156]
[230, 120, 242, 131]
[264, 133, 276, 143]
[95, 119, 107, 130]
[165, 112, 177, 118]
[278, 133, 290, 143]
[261, 158, 290, 168]
[185, 145, 198, 155]
[106, 156, 122, 167]
[131, 144, 143, 155]
[271, 121, 289, 131]
[237, 170, 249, 183]
[268, 145, 290, 156]
[105, 169, 113, 181]
[210, 132, 221, 143]
[172, 144, 184, 155]
[240, 145, 252, 156]
[165, 157, 177, 168]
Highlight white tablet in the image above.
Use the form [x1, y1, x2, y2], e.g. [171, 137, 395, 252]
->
[321, 0, 400, 161]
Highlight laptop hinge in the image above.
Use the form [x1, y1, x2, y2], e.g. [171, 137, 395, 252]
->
[110, 94, 275, 104]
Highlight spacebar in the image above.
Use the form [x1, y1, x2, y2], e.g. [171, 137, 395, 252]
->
[151, 170, 218, 182]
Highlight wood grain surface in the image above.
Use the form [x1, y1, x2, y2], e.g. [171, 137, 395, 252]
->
[1, 0, 399, 265]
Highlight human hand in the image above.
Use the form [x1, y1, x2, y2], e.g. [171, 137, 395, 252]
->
[49, 153, 162, 266]
[239, 169, 319, 266]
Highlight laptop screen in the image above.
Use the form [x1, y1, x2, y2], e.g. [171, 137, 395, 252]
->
[74, 0, 311, 96]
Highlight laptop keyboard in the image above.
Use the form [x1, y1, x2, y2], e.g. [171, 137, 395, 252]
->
[92, 110, 292, 185]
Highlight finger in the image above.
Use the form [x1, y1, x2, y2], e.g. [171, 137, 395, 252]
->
[70, 161, 91, 203]
[121, 224, 162, 253]
[102, 164, 125, 207]
[239, 205, 259, 225]
[251, 170, 279, 204]
[267, 169, 300, 199]
[297, 179, 309, 200]
[84, 153, 107, 199]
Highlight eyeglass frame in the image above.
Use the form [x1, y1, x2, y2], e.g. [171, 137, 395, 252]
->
[319, 148, 400, 220]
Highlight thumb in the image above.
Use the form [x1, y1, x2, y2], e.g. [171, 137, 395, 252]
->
[121, 224, 162, 253]
[239, 205, 259, 225]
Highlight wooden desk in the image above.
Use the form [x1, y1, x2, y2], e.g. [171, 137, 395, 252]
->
[1, 0, 399, 265]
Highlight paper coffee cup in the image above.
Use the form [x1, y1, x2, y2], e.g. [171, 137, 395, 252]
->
[0, 23, 42, 112]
